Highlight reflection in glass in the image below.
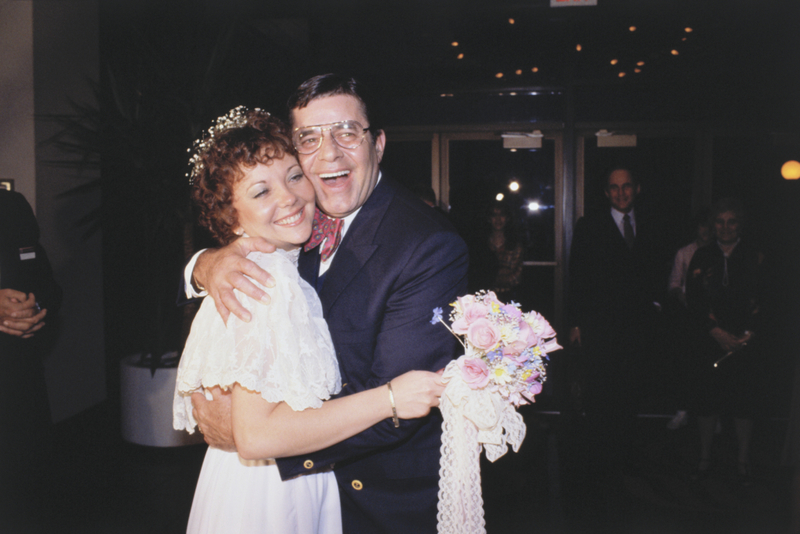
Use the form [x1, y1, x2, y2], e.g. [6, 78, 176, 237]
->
[449, 139, 556, 263]
[448, 138, 556, 313]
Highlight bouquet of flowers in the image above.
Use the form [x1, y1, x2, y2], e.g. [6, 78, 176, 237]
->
[432, 291, 560, 534]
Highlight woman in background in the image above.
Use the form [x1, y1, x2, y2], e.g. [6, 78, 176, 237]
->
[685, 197, 763, 483]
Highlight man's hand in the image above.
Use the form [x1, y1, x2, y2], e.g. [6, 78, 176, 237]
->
[0, 289, 47, 338]
[192, 386, 236, 451]
[193, 237, 277, 324]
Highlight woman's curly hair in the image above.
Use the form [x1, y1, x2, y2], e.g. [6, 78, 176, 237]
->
[191, 109, 296, 245]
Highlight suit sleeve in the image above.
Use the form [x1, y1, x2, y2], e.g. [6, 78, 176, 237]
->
[277, 229, 468, 477]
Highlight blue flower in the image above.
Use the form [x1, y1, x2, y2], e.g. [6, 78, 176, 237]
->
[430, 307, 443, 325]
[487, 349, 503, 362]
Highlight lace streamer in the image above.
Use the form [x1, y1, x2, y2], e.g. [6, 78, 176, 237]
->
[437, 354, 527, 534]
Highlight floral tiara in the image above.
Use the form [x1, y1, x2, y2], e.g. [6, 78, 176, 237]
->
[186, 105, 269, 185]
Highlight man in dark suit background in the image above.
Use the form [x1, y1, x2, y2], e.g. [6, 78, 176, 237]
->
[0, 188, 62, 515]
[186, 74, 468, 533]
[567, 167, 665, 528]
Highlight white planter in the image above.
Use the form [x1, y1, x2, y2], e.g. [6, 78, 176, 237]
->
[120, 352, 204, 447]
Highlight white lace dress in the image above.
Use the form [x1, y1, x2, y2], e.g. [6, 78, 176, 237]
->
[173, 248, 343, 534]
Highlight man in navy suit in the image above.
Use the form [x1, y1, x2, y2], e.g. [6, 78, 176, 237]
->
[187, 74, 468, 533]
[567, 167, 665, 529]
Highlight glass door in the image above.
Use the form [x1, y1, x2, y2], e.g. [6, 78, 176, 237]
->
[443, 132, 563, 324]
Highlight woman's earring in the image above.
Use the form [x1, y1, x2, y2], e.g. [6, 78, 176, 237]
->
[234, 228, 244, 236]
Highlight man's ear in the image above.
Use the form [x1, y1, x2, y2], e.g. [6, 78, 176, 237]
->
[374, 129, 386, 163]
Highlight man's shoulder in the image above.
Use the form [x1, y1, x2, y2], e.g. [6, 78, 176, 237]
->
[574, 208, 614, 239]
[0, 189, 28, 217]
[0, 190, 38, 241]
[368, 177, 464, 244]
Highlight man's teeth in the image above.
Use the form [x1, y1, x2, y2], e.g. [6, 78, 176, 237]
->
[276, 211, 302, 225]
[320, 170, 349, 179]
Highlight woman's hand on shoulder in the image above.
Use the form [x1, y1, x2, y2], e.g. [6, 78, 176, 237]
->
[389, 370, 446, 419]
[194, 237, 277, 324]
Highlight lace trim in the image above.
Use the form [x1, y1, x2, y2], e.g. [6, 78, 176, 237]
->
[173, 248, 340, 434]
[437, 357, 527, 534]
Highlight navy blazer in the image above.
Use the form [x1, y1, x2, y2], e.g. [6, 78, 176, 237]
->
[276, 176, 468, 533]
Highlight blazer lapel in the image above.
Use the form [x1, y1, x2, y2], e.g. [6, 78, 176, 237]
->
[298, 248, 320, 288]
[317, 178, 393, 314]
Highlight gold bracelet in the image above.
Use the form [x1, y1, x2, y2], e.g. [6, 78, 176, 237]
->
[387, 381, 400, 428]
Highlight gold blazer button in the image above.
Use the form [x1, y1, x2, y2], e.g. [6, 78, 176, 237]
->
[303, 460, 314, 469]
[351, 480, 363, 491]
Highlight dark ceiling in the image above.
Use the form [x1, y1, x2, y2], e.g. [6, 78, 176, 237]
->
[102, 0, 800, 126]
[265, 0, 799, 123]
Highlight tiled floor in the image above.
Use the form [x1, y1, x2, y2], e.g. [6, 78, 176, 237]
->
[2, 401, 791, 533]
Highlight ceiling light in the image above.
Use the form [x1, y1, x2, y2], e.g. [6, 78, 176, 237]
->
[451, 41, 459, 47]
[532, 67, 539, 73]
[610, 59, 618, 65]
[782, 160, 800, 180]
[671, 49, 679, 55]
[637, 61, 645, 66]
[527, 201, 540, 212]
[515, 69, 522, 75]
[576, 44, 582, 51]
[618, 72, 626, 77]
[634, 68, 641, 73]
[495, 72, 504, 78]
[629, 26, 636, 32]
[509, 181, 520, 192]
[509, 18, 515, 24]
[685, 27, 693, 33]
[496, 193, 505, 201]
[457, 53, 464, 59]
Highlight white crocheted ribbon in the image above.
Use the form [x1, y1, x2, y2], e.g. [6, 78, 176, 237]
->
[436, 354, 527, 534]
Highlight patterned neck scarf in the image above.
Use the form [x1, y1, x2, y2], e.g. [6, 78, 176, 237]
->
[304, 208, 344, 262]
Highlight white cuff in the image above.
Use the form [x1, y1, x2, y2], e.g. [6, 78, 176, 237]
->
[184, 249, 209, 299]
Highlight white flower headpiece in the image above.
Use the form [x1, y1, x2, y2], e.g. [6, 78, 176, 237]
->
[187, 105, 268, 185]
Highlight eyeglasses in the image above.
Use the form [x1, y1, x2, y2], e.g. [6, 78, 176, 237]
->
[293, 120, 371, 155]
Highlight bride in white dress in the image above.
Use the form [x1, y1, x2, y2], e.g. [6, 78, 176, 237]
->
[172, 107, 444, 534]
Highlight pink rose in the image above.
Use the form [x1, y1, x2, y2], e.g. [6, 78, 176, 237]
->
[467, 318, 501, 351]
[517, 320, 540, 347]
[503, 342, 523, 358]
[503, 320, 539, 357]
[458, 356, 491, 389]
[452, 299, 489, 334]
[521, 380, 543, 403]
[464, 301, 489, 323]
[528, 382, 543, 396]
[501, 304, 522, 320]
[483, 291, 504, 308]
[527, 312, 556, 339]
